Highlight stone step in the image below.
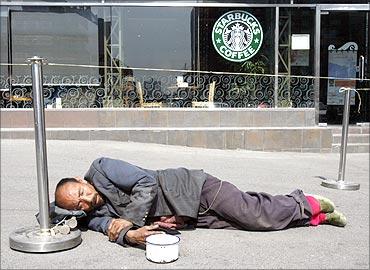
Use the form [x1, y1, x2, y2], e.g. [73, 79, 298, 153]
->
[0, 108, 316, 128]
[331, 124, 369, 135]
[1, 126, 333, 153]
[333, 133, 370, 144]
[331, 143, 370, 153]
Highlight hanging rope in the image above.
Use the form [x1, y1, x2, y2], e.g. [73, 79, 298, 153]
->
[1, 62, 370, 82]
[338, 87, 370, 114]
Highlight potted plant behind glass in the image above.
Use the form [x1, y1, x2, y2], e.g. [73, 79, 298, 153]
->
[228, 55, 268, 107]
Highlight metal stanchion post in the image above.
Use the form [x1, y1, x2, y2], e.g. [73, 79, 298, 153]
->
[321, 89, 360, 190]
[9, 56, 81, 253]
[31, 56, 50, 233]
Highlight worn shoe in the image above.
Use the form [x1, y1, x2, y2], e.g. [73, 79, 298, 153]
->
[312, 194, 335, 213]
[325, 210, 347, 227]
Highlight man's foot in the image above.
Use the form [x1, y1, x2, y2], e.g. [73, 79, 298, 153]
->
[325, 210, 347, 227]
[312, 195, 335, 213]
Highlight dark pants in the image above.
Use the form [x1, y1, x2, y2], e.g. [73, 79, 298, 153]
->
[196, 174, 312, 230]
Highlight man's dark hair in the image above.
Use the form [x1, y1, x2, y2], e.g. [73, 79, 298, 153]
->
[55, 177, 79, 191]
[55, 178, 79, 207]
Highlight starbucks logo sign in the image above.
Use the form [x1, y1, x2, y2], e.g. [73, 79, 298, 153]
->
[212, 10, 263, 62]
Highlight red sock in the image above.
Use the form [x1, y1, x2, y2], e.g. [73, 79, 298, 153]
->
[305, 195, 321, 216]
[309, 213, 327, 226]
[305, 195, 327, 226]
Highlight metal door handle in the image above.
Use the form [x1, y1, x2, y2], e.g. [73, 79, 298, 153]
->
[359, 55, 365, 81]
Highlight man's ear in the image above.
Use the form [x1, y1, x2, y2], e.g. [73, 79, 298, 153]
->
[74, 176, 87, 184]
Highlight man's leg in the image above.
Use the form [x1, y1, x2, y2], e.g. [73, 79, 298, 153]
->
[196, 213, 240, 229]
[197, 174, 312, 231]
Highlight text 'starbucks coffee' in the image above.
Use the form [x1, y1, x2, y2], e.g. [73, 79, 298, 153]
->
[212, 10, 263, 62]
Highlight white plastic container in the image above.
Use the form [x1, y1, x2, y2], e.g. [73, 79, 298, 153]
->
[145, 234, 180, 263]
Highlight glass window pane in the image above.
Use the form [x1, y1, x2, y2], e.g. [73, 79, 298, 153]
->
[197, 8, 275, 107]
[1, 7, 8, 78]
[10, 7, 100, 81]
[122, 7, 192, 70]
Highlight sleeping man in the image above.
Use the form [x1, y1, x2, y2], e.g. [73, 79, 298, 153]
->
[54, 157, 347, 246]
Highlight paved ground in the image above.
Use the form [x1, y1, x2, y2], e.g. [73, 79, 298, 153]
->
[1, 139, 369, 269]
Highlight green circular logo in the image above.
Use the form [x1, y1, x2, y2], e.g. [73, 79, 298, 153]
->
[212, 10, 263, 62]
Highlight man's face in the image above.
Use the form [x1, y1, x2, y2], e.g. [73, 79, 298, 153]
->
[56, 177, 104, 212]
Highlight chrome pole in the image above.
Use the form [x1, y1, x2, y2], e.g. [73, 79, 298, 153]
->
[274, 6, 279, 108]
[29, 56, 50, 232]
[321, 88, 360, 190]
[337, 89, 350, 182]
[9, 56, 81, 253]
[314, 6, 321, 125]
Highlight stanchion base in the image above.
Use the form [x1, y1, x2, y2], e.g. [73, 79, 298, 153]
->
[9, 226, 81, 253]
[321, 179, 360, 190]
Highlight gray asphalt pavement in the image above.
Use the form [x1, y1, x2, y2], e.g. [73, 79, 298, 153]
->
[1, 139, 369, 269]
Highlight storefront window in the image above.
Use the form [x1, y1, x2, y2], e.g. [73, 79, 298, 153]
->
[0, 4, 318, 109]
[122, 7, 192, 71]
[280, 7, 315, 108]
[196, 8, 275, 107]
[320, 10, 370, 123]
[0, 7, 8, 77]
[10, 6, 100, 81]
[115, 7, 194, 108]
[1, 6, 10, 107]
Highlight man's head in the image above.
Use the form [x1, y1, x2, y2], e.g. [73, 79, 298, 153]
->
[55, 177, 104, 212]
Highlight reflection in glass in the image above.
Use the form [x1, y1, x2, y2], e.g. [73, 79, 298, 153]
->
[1, 5, 317, 109]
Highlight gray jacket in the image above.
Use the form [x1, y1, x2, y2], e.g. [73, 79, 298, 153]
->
[84, 157, 206, 235]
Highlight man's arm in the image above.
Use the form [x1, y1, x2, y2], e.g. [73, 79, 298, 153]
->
[88, 158, 162, 245]
[87, 215, 162, 246]
[87, 215, 113, 233]
[121, 174, 157, 226]
[107, 218, 133, 242]
[99, 158, 158, 226]
[87, 215, 135, 246]
[85, 203, 120, 234]
[87, 215, 133, 240]
[124, 224, 163, 246]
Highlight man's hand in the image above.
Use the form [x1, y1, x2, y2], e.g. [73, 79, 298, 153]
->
[107, 218, 133, 242]
[125, 224, 163, 246]
[154, 215, 185, 229]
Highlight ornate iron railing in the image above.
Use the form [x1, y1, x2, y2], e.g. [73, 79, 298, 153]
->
[0, 67, 315, 109]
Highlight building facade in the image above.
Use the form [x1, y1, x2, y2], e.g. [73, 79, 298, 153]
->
[1, 1, 369, 152]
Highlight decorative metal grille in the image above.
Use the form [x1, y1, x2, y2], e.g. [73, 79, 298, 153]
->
[0, 71, 314, 109]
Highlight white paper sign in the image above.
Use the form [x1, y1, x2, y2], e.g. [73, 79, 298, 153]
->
[176, 76, 184, 86]
[291, 34, 310, 50]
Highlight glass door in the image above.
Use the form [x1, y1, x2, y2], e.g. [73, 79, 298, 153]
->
[320, 9, 369, 124]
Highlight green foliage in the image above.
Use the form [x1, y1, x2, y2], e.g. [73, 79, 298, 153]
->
[230, 55, 268, 98]
[225, 55, 274, 107]
[239, 57, 267, 75]
[225, 54, 268, 75]
[242, 54, 268, 74]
